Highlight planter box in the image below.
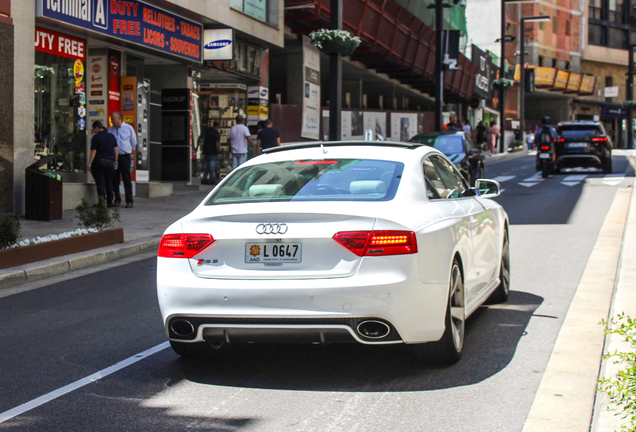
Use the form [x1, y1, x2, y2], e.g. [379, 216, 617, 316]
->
[0, 228, 124, 270]
[507, 147, 524, 153]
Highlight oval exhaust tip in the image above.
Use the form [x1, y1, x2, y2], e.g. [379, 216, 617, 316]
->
[170, 319, 195, 337]
[357, 320, 390, 339]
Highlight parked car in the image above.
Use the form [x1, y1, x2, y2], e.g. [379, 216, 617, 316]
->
[156, 141, 510, 365]
[554, 121, 613, 173]
[409, 132, 485, 186]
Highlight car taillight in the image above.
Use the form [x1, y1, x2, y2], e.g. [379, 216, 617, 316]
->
[158, 234, 215, 258]
[592, 137, 608, 142]
[333, 230, 418, 256]
[540, 146, 550, 150]
[559, 138, 565, 142]
[553, 139, 557, 143]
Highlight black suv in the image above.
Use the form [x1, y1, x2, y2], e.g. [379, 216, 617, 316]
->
[555, 121, 613, 173]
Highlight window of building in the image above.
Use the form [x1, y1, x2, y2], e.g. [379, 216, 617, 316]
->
[538, 55, 544, 66]
[230, 0, 278, 27]
[565, 61, 570, 70]
[566, 20, 572, 36]
[588, 0, 633, 49]
[553, 17, 558, 33]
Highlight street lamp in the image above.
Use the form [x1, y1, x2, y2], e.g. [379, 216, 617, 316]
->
[519, 15, 550, 143]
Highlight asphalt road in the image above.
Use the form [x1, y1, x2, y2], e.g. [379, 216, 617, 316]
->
[0, 152, 634, 432]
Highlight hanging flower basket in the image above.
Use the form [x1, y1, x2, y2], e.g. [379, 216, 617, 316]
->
[493, 78, 514, 90]
[309, 29, 361, 56]
[622, 100, 636, 109]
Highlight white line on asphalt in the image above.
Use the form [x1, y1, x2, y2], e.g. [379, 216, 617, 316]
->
[603, 174, 625, 186]
[523, 174, 544, 182]
[492, 175, 516, 183]
[563, 174, 588, 182]
[561, 181, 581, 187]
[0, 342, 170, 424]
[518, 182, 540, 187]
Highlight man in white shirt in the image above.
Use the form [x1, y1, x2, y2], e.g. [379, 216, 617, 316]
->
[109, 111, 137, 208]
[462, 118, 472, 135]
[227, 115, 255, 169]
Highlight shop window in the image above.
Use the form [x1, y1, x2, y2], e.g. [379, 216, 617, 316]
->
[34, 51, 86, 173]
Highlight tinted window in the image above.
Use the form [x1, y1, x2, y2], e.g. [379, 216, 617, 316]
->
[206, 159, 404, 205]
[423, 158, 444, 199]
[434, 136, 464, 155]
[557, 125, 603, 138]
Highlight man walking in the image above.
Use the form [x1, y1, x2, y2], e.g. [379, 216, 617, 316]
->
[202, 120, 221, 184]
[109, 111, 136, 208]
[87, 121, 118, 207]
[256, 118, 281, 154]
[227, 115, 255, 169]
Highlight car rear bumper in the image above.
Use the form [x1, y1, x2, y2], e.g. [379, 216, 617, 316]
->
[156, 257, 449, 345]
[556, 153, 602, 167]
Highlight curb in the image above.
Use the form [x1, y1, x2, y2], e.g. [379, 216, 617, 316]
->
[0, 236, 161, 291]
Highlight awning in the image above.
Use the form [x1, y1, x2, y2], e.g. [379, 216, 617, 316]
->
[284, 0, 478, 102]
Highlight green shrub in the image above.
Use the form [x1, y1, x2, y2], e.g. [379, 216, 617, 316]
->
[75, 198, 120, 231]
[0, 213, 21, 250]
[508, 140, 524, 151]
[598, 313, 636, 430]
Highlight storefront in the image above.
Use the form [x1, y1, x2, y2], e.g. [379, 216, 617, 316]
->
[35, 0, 203, 195]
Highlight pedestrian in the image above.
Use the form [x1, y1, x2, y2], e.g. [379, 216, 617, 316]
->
[513, 126, 522, 142]
[256, 118, 281, 154]
[485, 121, 499, 156]
[475, 120, 486, 148]
[109, 111, 137, 208]
[87, 121, 118, 207]
[202, 120, 221, 184]
[462, 118, 471, 134]
[526, 127, 535, 151]
[227, 115, 255, 169]
[449, 122, 459, 132]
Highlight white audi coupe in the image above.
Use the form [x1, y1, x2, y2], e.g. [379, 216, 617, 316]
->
[156, 141, 510, 364]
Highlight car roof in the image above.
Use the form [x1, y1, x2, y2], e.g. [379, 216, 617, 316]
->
[411, 132, 464, 138]
[252, 141, 441, 166]
[557, 121, 602, 126]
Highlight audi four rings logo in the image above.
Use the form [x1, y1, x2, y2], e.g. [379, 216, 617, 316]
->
[256, 223, 288, 234]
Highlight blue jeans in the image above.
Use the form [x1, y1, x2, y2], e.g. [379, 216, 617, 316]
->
[232, 153, 247, 169]
[203, 155, 219, 183]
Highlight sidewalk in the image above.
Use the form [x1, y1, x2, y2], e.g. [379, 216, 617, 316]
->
[0, 186, 213, 290]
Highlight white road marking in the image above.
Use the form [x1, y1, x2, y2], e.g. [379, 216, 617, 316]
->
[523, 174, 544, 182]
[561, 181, 581, 187]
[492, 175, 516, 183]
[563, 174, 588, 182]
[0, 342, 170, 424]
[602, 174, 625, 186]
[518, 182, 539, 188]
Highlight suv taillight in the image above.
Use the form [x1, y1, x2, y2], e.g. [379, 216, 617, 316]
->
[158, 234, 215, 258]
[333, 231, 418, 256]
[592, 137, 608, 142]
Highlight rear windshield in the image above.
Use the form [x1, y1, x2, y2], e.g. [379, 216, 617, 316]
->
[205, 159, 404, 205]
[557, 126, 602, 138]
[411, 135, 464, 154]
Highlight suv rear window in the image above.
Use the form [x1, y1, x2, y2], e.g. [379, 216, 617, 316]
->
[205, 159, 404, 205]
[557, 125, 603, 139]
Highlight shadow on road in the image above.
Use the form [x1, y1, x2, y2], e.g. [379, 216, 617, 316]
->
[167, 291, 543, 393]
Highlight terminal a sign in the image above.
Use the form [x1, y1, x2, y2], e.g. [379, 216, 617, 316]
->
[36, 0, 202, 62]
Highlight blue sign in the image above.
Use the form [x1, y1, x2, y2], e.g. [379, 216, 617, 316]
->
[78, 119, 86, 130]
[36, 0, 203, 62]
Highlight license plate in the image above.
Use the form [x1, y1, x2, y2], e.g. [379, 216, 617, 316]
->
[567, 142, 587, 148]
[245, 243, 302, 263]
[539, 153, 550, 159]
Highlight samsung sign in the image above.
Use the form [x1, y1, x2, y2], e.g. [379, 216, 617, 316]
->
[203, 29, 234, 61]
[36, 0, 203, 62]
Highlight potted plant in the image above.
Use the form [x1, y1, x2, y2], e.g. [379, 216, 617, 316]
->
[493, 78, 514, 90]
[308, 29, 361, 56]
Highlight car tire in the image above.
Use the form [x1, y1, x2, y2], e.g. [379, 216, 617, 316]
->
[170, 340, 216, 358]
[602, 157, 612, 174]
[412, 258, 465, 365]
[488, 227, 510, 304]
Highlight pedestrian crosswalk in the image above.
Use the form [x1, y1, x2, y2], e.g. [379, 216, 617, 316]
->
[490, 174, 627, 188]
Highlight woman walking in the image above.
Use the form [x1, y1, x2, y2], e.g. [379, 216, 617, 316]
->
[485, 121, 499, 156]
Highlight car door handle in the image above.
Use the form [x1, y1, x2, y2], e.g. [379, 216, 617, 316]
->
[468, 218, 478, 227]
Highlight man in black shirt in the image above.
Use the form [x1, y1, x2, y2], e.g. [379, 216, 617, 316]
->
[256, 118, 281, 154]
[202, 120, 221, 184]
[87, 121, 118, 207]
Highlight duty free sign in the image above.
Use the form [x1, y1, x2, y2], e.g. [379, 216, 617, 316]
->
[36, 0, 203, 62]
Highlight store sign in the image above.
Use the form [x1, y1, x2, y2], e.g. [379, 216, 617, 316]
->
[604, 86, 619, 98]
[35, 27, 86, 61]
[601, 105, 626, 118]
[471, 45, 495, 100]
[203, 29, 234, 61]
[36, 0, 202, 62]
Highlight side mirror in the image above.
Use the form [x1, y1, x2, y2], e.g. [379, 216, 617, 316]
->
[475, 179, 501, 198]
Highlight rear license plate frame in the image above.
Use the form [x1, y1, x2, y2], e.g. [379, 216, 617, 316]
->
[245, 242, 302, 263]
